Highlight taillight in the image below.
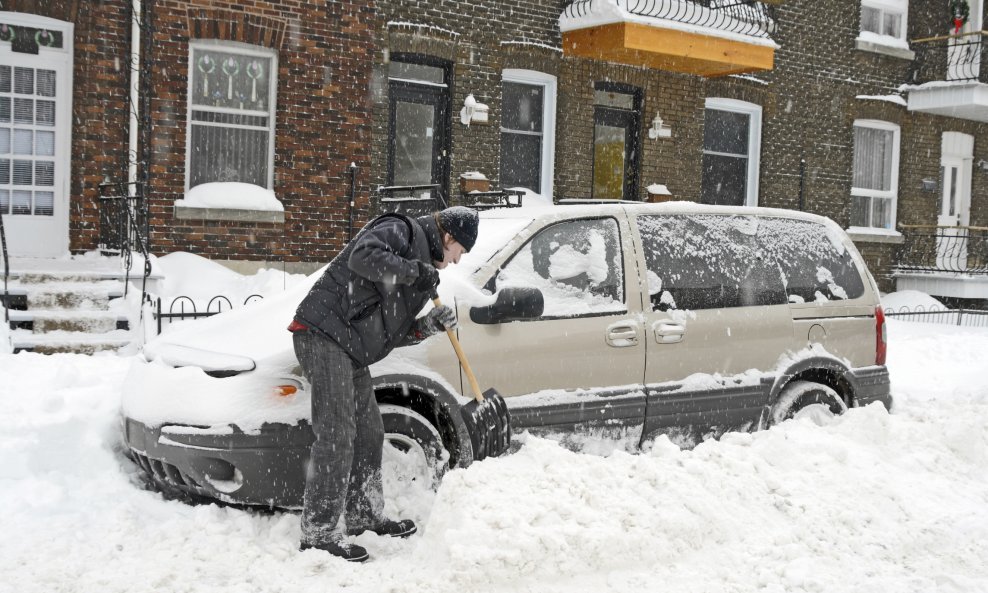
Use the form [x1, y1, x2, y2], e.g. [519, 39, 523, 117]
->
[875, 305, 887, 366]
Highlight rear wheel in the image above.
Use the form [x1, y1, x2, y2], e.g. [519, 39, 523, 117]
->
[380, 404, 449, 491]
[769, 380, 847, 427]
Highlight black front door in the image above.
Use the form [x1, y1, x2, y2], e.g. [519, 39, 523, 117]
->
[388, 81, 449, 206]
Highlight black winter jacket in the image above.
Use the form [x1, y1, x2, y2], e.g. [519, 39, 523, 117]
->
[293, 213, 444, 367]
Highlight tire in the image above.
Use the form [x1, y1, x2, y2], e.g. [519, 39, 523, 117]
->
[380, 404, 449, 491]
[769, 380, 847, 427]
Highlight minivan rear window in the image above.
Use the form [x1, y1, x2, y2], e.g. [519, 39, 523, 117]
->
[759, 217, 865, 303]
[637, 214, 864, 311]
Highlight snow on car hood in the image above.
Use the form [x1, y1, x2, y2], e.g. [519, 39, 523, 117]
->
[140, 215, 535, 371]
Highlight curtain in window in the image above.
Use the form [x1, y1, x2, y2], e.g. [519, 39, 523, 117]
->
[852, 126, 893, 191]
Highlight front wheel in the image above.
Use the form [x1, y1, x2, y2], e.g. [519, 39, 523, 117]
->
[769, 380, 847, 427]
[380, 404, 449, 492]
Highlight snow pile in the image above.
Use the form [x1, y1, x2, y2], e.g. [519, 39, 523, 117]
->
[3, 318, 988, 591]
[153, 252, 308, 335]
[881, 290, 946, 312]
[176, 182, 284, 212]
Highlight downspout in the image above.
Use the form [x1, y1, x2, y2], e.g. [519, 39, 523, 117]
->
[129, 0, 141, 195]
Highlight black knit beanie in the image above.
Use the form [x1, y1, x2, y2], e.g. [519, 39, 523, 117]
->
[438, 206, 479, 252]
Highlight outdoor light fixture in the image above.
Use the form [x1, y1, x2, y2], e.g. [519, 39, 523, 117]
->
[648, 112, 672, 139]
[977, 159, 988, 172]
[460, 94, 489, 126]
[921, 178, 938, 192]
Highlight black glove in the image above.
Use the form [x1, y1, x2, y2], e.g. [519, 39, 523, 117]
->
[415, 304, 457, 338]
[412, 261, 440, 292]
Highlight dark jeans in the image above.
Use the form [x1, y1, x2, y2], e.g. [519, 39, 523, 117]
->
[293, 330, 385, 546]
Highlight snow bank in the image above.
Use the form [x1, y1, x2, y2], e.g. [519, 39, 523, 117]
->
[0, 305, 10, 354]
[177, 182, 284, 212]
[881, 290, 946, 312]
[3, 321, 988, 592]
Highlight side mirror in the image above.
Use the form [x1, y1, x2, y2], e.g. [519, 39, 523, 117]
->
[470, 287, 544, 325]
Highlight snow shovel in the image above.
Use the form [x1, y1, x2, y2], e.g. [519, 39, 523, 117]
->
[432, 294, 511, 461]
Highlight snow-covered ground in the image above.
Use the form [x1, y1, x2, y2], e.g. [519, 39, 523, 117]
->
[2, 311, 987, 592]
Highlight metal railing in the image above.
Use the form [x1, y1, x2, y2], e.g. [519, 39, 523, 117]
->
[563, 0, 777, 39]
[154, 294, 264, 335]
[895, 225, 988, 275]
[909, 31, 988, 84]
[98, 181, 152, 297]
[377, 184, 445, 218]
[1, 209, 8, 328]
[884, 305, 988, 328]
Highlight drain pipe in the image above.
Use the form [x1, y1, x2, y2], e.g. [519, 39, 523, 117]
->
[129, 0, 141, 195]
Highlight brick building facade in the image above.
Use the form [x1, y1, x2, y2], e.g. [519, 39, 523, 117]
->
[2, 0, 986, 298]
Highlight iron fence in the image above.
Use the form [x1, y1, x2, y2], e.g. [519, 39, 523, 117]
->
[155, 294, 264, 335]
[909, 31, 988, 84]
[1, 208, 8, 327]
[884, 305, 988, 328]
[895, 225, 988, 275]
[563, 0, 777, 39]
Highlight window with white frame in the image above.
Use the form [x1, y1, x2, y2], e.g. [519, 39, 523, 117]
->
[187, 42, 277, 191]
[851, 120, 900, 230]
[860, 0, 908, 41]
[501, 69, 556, 197]
[701, 98, 761, 207]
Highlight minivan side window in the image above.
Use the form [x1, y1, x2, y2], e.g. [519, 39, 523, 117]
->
[759, 218, 865, 303]
[497, 218, 625, 317]
[637, 215, 788, 311]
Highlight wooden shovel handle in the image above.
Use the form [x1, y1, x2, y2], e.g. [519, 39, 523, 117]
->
[432, 296, 485, 403]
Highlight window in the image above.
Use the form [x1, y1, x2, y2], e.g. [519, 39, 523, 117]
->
[0, 64, 57, 216]
[501, 70, 556, 197]
[592, 83, 640, 201]
[759, 218, 865, 303]
[387, 56, 451, 204]
[851, 120, 900, 230]
[860, 0, 907, 41]
[637, 215, 863, 311]
[637, 215, 787, 311]
[187, 42, 276, 191]
[701, 98, 761, 207]
[497, 218, 624, 317]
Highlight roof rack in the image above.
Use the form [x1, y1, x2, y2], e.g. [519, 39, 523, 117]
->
[557, 198, 642, 205]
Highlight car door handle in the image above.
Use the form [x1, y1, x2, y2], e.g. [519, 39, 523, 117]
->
[606, 322, 639, 347]
[653, 321, 685, 344]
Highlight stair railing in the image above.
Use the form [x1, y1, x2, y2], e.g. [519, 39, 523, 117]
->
[0, 210, 8, 328]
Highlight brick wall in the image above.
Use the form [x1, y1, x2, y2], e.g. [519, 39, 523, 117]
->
[145, 0, 377, 264]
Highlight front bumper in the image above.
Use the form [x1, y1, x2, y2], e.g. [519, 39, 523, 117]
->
[123, 417, 312, 508]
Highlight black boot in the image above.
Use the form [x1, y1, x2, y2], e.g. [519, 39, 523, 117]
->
[300, 533, 369, 562]
[347, 518, 417, 538]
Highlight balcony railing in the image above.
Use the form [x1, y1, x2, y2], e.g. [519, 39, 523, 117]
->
[895, 225, 988, 275]
[909, 31, 988, 84]
[562, 0, 777, 40]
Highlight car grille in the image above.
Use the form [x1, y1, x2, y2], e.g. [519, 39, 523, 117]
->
[130, 450, 201, 490]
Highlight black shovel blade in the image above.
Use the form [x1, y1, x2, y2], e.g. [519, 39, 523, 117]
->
[460, 388, 511, 461]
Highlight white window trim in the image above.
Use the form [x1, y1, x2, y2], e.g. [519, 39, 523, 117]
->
[185, 40, 278, 193]
[850, 119, 901, 232]
[502, 68, 556, 200]
[859, 0, 909, 43]
[704, 97, 762, 207]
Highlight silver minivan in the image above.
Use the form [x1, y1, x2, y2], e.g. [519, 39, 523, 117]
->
[121, 203, 891, 507]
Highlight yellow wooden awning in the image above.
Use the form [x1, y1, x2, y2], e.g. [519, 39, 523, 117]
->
[563, 21, 775, 78]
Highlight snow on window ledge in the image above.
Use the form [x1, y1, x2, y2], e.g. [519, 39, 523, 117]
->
[174, 182, 285, 223]
[855, 34, 915, 61]
[846, 226, 905, 245]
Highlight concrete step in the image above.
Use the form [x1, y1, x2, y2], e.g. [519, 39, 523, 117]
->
[11, 328, 134, 355]
[7, 309, 129, 333]
[10, 280, 126, 311]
